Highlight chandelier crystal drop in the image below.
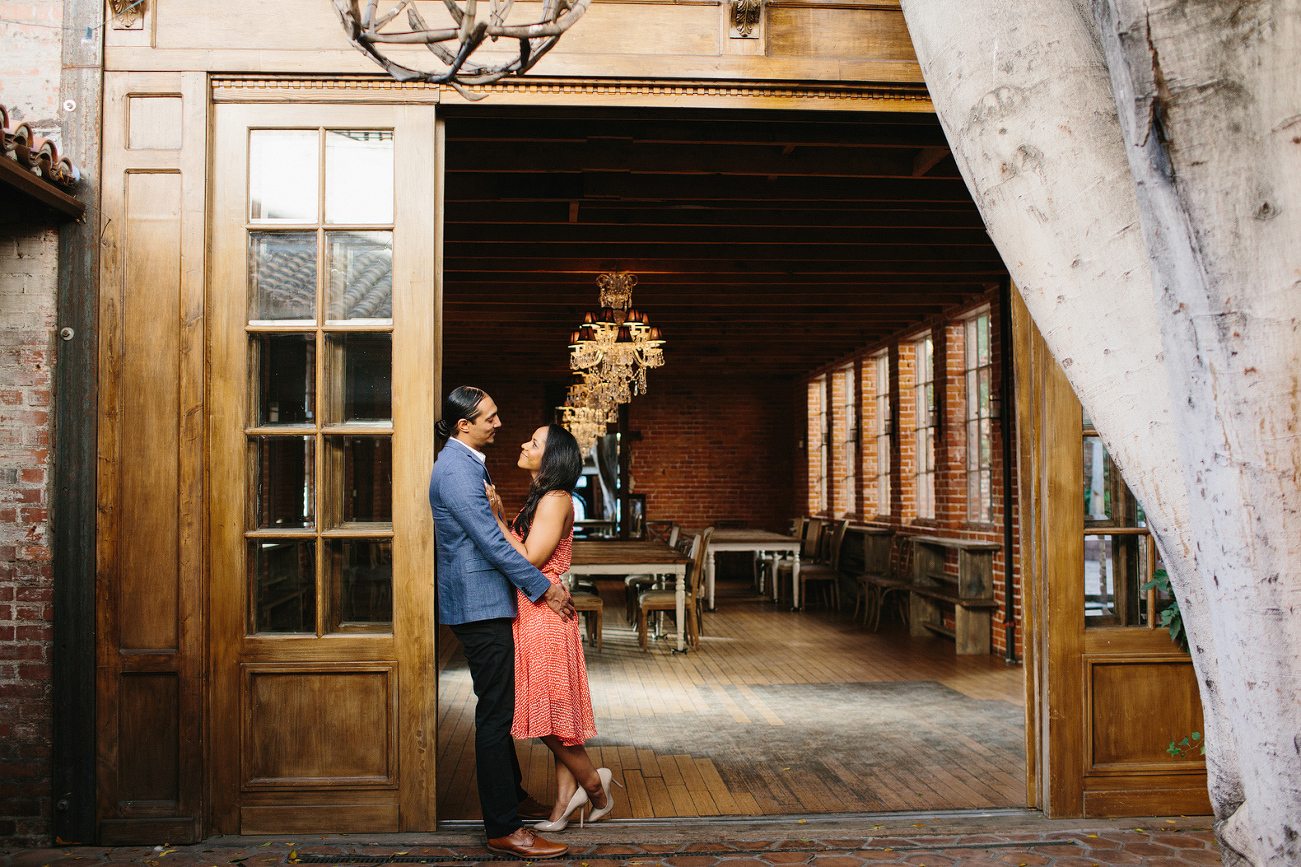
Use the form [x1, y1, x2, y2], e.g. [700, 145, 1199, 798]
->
[560, 272, 666, 449]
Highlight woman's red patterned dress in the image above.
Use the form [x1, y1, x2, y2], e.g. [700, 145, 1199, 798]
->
[511, 527, 597, 746]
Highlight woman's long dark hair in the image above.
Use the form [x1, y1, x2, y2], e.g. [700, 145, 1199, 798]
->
[435, 386, 487, 446]
[511, 424, 583, 537]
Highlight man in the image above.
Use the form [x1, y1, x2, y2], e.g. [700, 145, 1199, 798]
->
[430, 386, 576, 858]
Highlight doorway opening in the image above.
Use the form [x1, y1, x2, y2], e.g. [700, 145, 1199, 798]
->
[435, 105, 1023, 820]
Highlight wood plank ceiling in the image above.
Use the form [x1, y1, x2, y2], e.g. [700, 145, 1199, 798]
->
[441, 107, 1006, 379]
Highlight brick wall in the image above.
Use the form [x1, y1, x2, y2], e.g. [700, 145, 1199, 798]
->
[0, 1, 65, 846]
[627, 372, 795, 534]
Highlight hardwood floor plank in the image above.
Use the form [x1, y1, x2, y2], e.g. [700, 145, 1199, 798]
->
[694, 757, 742, 814]
[437, 583, 1026, 821]
[643, 775, 675, 818]
[623, 769, 655, 819]
[674, 755, 720, 816]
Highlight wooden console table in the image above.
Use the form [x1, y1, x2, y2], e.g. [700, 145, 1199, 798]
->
[908, 535, 1001, 655]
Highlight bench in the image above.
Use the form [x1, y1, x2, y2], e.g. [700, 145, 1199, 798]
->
[907, 535, 1001, 655]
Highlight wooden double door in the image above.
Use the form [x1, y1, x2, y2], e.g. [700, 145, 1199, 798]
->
[207, 101, 442, 833]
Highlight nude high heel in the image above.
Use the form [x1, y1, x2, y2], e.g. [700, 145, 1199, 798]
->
[533, 786, 588, 832]
[586, 768, 622, 823]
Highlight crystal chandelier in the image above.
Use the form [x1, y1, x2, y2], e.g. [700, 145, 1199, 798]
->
[558, 374, 618, 454]
[559, 272, 665, 451]
[568, 272, 665, 399]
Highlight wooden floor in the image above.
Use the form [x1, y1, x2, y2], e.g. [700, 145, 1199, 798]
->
[437, 576, 1026, 820]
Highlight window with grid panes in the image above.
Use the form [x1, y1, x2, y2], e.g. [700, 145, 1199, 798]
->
[965, 311, 994, 523]
[872, 352, 890, 517]
[807, 376, 828, 514]
[246, 128, 396, 635]
[832, 364, 856, 518]
[913, 334, 935, 520]
[1083, 414, 1167, 627]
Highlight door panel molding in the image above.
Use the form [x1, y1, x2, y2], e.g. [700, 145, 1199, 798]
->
[240, 663, 398, 788]
[97, 69, 208, 845]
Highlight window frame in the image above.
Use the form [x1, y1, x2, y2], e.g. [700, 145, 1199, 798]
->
[912, 333, 936, 521]
[963, 309, 995, 524]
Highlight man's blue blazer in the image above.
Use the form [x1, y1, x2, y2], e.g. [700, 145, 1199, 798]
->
[429, 438, 552, 625]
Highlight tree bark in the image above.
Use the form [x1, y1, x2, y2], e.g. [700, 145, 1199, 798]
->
[1091, 2, 1301, 863]
[895, 0, 1301, 862]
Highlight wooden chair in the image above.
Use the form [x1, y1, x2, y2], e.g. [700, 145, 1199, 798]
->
[645, 520, 677, 544]
[636, 528, 711, 651]
[568, 576, 604, 652]
[776, 518, 823, 605]
[625, 522, 680, 622]
[798, 519, 849, 610]
[756, 517, 803, 594]
[857, 534, 913, 631]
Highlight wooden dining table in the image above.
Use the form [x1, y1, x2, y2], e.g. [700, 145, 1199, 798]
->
[567, 540, 694, 651]
[704, 529, 801, 610]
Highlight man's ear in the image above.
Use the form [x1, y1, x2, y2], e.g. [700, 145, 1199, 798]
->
[457, 417, 472, 433]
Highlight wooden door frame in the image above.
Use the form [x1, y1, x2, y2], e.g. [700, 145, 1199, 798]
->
[1012, 290, 1210, 818]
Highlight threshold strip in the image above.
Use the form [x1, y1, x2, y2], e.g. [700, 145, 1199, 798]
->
[292, 840, 1079, 864]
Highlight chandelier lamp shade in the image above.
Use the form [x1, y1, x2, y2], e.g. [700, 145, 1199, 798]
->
[560, 272, 666, 451]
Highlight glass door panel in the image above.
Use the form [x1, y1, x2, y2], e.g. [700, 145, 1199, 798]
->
[245, 127, 396, 637]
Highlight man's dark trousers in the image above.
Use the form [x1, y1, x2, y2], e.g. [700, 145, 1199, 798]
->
[450, 618, 529, 839]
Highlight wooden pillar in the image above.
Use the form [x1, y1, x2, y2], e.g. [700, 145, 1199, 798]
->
[52, 0, 104, 843]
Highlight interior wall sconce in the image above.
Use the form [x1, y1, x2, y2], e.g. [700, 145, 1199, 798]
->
[728, 0, 761, 38]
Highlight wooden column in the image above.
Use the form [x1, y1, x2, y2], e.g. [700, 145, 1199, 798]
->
[52, 0, 104, 844]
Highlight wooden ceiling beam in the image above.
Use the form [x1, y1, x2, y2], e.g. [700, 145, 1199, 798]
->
[446, 248, 1004, 265]
[443, 272, 993, 286]
[445, 118, 951, 149]
[446, 142, 954, 180]
[443, 296, 968, 308]
[446, 203, 985, 229]
[444, 225, 993, 247]
[443, 174, 977, 204]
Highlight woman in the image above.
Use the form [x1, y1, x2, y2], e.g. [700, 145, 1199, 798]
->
[486, 423, 616, 831]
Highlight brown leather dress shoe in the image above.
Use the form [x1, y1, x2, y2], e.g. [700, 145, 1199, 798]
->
[487, 827, 568, 859]
[517, 795, 554, 821]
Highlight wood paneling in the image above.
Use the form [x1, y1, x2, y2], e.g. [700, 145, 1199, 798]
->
[1087, 657, 1205, 772]
[108, 0, 922, 86]
[239, 804, 399, 834]
[766, 5, 917, 62]
[243, 667, 395, 785]
[391, 106, 441, 831]
[53, 0, 106, 841]
[127, 96, 184, 150]
[97, 70, 208, 844]
[119, 170, 182, 651]
[118, 675, 180, 802]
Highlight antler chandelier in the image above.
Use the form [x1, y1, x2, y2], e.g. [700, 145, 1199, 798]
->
[559, 272, 666, 451]
[333, 0, 591, 96]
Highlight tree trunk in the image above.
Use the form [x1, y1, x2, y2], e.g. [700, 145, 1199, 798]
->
[897, 0, 1301, 862]
[1091, 2, 1301, 862]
